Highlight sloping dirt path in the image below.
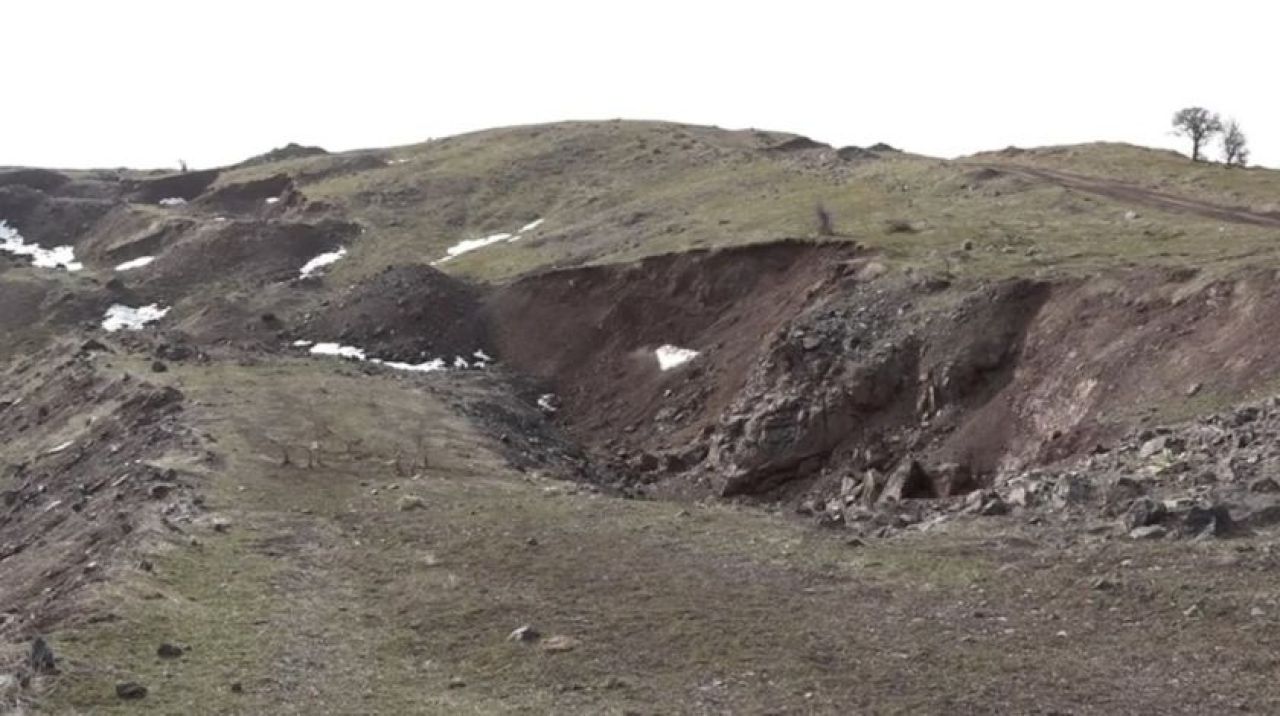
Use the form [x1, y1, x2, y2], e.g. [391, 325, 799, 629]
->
[977, 163, 1280, 228]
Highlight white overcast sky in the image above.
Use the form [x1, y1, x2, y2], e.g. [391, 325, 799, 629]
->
[6, 0, 1278, 169]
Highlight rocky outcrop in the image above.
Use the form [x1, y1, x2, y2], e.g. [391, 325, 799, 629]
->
[708, 278, 1047, 496]
[712, 335, 917, 496]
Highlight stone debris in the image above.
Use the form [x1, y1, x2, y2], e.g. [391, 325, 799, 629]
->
[508, 625, 541, 643]
[542, 635, 580, 653]
[115, 681, 148, 700]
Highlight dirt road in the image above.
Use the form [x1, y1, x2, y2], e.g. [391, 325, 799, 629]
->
[977, 163, 1280, 228]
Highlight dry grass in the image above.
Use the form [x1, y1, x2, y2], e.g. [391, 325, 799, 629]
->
[30, 357, 1280, 714]
[972, 141, 1280, 213]
[205, 123, 1280, 294]
[19, 122, 1280, 713]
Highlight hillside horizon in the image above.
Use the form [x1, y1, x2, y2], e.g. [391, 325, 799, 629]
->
[5, 114, 1280, 713]
[9, 118, 1276, 174]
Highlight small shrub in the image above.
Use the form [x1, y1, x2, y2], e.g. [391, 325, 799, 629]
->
[815, 204, 834, 237]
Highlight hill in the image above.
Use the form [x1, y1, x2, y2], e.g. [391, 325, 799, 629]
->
[4, 121, 1280, 713]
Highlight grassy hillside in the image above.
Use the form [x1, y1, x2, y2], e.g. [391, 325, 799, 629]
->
[34, 357, 1280, 714]
[213, 122, 1280, 287]
[971, 141, 1280, 213]
[9, 121, 1280, 714]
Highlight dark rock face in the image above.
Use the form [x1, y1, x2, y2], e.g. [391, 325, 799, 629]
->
[710, 278, 1048, 497]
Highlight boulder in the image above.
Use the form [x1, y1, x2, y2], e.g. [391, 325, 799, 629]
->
[1182, 505, 1233, 538]
[508, 626, 541, 643]
[877, 460, 934, 505]
[1249, 478, 1280, 494]
[931, 463, 976, 498]
[115, 681, 148, 700]
[1123, 497, 1166, 531]
[1051, 475, 1091, 509]
[1129, 525, 1167, 540]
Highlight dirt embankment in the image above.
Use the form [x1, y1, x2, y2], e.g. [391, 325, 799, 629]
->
[484, 240, 858, 454]
[480, 243, 1050, 498]
[0, 166, 364, 357]
[298, 264, 491, 363]
[124, 170, 220, 205]
[466, 242, 1280, 507]
[0, 345, 207, 637]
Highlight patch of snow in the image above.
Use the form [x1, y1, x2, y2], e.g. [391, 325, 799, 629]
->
[375, 358, 447, 373]
[115, 256, 155, 271]
[433, 233, 513, 265]
[299, 247, 348, 278]
[0, 220, 83, 271]
[434, 218, 548, 261]
[158, 197, 186, 206]
[265, 197, 281, 205]
[537, 394, 559, 413]
[46, 441, 74, 455]
[304, 338, 487, 375]
[473, 350, 493, 363]
[102, 304, 170, 332]
[655, 345, 699, 371]
[386, 158, 410, 165]
[214, 216, 229, 222]
[310, 343, 366, 360]
[508, 218, 546, 243]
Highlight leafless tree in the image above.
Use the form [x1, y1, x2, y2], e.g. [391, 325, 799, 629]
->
[1172, 107, 1223, 162]
[1221, 119, 1250, 168]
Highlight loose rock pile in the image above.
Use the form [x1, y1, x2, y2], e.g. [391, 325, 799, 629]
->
[809, 396, 1280, 541]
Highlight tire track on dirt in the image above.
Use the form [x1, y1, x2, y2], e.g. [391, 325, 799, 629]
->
[976, 163, 1280, 228]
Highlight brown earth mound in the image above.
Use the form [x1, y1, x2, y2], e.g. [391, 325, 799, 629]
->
[91, 213, 196, 268]
[484, 240, 862, 479]
[0, 276, 119, 361]
[836, 146, 878, 161]
[125, 169, 220, 204]
[290, 154, 393, 186]
[476, 243, 1280, 504]
[299, 264, 489, 363]
[0, 185, 115, 248]
[0, 347, 202, 636]
[194, 174, 300, 215]
[236, 142, 329, 167]
[0, 169, 70, 193]
[137, 219, 360, 298]
[763, 136, 830, 153]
